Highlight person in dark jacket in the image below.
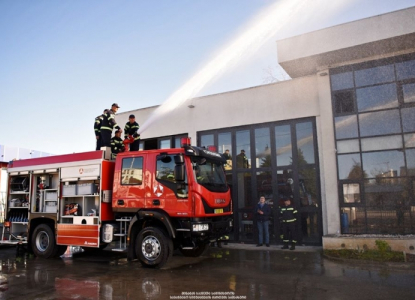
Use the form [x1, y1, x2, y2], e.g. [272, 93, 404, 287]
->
[254, 196, 272, 247]
[110, 129, 125, 159]
[101, 103, 122, 147]
[279, 198, 298, 250]
[124, 114, 140, 151]
[94, 109, 108, 150]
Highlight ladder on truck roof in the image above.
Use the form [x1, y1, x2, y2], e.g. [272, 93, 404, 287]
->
[112, 217, 131, 252]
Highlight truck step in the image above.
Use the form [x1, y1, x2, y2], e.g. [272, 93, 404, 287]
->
[113, 233, 126, 237]
[112, 248, 127, 252]
[181, 247, 194, 250]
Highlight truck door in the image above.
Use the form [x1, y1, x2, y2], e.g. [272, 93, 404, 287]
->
[149, 153, 190, 215]
[114, 154, 147, 209]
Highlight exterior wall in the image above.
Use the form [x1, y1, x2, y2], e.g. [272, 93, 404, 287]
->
[316, 71, 339, 235]
[118, 76, 320, 144]
[278, 6, 415, 78]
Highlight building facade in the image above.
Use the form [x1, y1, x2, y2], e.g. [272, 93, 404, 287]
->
[117, 7, 415, 245]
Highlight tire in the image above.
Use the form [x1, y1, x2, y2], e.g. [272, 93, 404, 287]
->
[31, 224, 59, 258]
[179, 242, 208, 257]
[135, 227, 171, 268]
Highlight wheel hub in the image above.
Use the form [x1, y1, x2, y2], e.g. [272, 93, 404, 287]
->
[141, 235, 161, 260]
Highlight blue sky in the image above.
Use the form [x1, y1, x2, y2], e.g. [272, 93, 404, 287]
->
[1, 0, 414, 155]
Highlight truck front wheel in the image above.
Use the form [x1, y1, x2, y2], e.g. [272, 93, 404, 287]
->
[136, 227, 171, 268]
[31, 224, 59, 258]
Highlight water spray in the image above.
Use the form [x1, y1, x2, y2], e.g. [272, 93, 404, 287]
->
[137, 0, 358, 135]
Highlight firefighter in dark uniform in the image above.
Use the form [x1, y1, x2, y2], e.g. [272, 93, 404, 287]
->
[101, 103, 122, 147]
[279, 198, 298, 250]
[124, 114, 140, 151]
[110, 129, 125, 159]
[94, 109, 108, 150]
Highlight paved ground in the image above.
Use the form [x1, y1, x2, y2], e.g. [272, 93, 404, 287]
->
[0, 243, 414, 300]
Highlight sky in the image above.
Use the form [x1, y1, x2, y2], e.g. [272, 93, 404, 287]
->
[1, 0, 414, 155]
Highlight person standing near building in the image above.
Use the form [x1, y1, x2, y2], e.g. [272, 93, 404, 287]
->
[94, 109, 108, 150]
[110, 129, 125, 159]
[223, 149, 232, 170]
[280, 198, 298, 250]
[254, 196, 271, 247]
[236, 149, 249, 168]
[124, 114, 140, 151]
[101, 103, 122, 147]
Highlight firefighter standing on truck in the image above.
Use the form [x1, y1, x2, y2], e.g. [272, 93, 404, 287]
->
[279, 197, 298, 250]
[124, 114, 140, 151]
[101, 103, 122, 147]
[111, 129, 125, 159]
[94, 109, 108, 150]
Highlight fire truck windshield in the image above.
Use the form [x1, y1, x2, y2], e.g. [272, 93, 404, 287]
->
[192, 159, 228, 192]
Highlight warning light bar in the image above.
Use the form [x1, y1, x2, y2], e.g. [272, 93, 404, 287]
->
[181, 137, 191, 147]
[207, 145, 217, 152]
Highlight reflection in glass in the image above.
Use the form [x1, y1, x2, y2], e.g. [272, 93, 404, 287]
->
[364, 179, 409, 234]
[298, 168, 317, 207]
[275, 125, 292, 166]
[401, 107, 415, 132]
[361, 135, 402, 152]
[300, 211, 319, 240]
[362, 150, 405, 178]
[343, 183, 360, 203]
[219, 132, 232, 171]
[403, 83, 415, 103]
[406, 149, 415, 176]
[122, 157, 143, 185]
[296, 122, 315, 164]
[358, 110, 401, 137]
[355, 64, 395, 87]
[276, 169, 293, 204]
[335, 115, 358, 139]
[404, 133, 415, 148]
[236, 130, 251, 169]
[331, 72, 354, 91]
[340, 207, 365, 234]
[334, 90, 355, 114]
[337, 154, 363, 180]
[336, 139, 360, 154]
[396, 59, 415, 80]
[237, 172, 252, 209]
[239, 212, 254, 241]
[356, 83, 398, 112]
[256, 171, 273, 204]
[255, 128, 271, 168]
[200, 134, 214, 148]
[159, 139, 170, 149]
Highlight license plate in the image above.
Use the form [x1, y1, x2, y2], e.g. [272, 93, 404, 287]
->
[214, 209, 223, 214]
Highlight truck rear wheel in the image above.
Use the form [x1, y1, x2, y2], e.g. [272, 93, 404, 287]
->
[31, 224, 59, 258]
[136, 227, 171, 268]
[179, 242, 208, 257]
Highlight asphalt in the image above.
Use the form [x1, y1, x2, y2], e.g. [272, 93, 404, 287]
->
[0, 243, 414, 300]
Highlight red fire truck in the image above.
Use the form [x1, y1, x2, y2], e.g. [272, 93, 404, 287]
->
[1, 139, 233, 267]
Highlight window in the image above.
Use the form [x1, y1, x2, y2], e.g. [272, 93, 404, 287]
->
[121, 157, 143, 185]
[356, 83, 398, 112]
[275, 125, 292, 166]
[334, 90, 355, 114]
[332, 55, 415, 234]
[156, 155, 176, 182]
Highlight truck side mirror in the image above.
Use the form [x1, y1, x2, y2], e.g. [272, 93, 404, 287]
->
[174, 154, 184, 165]
[174, 165, 185, 181]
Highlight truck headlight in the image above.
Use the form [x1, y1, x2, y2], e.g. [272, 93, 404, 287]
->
[193, 224, 209, 231]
